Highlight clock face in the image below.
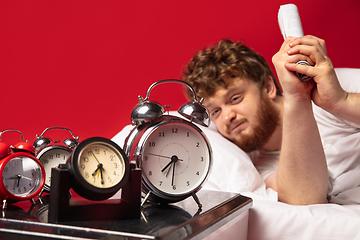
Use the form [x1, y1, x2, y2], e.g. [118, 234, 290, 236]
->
[140, 121, 211, 199]
[37, 146, 72, 189]
[77, 142, 126, 189]
[2, 156, 44, 197]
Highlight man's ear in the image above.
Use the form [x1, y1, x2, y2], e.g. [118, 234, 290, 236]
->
[265, 76, 277, 99]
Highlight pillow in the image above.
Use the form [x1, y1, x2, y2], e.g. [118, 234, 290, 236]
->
[111, 111, 267, 195]
[335, 68, 360, 93]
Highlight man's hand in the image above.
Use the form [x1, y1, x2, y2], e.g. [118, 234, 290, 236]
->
[272, 36, 315, 104]
[285, 36, 360, 125]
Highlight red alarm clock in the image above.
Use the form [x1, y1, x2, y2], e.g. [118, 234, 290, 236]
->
[0, 129, 45, 208]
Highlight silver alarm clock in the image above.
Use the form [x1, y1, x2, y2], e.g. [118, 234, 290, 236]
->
[33, 127, 79, 194]
[124, 79, 212, 208]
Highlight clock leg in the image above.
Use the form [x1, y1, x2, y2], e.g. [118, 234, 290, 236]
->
[39, 188, 45, 199]
[141, 191, 152, 207]
[192, 193, 202, 210]
[2, 199, 7, 210]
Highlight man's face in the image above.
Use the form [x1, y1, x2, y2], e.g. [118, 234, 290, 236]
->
[204, 77, 280, 152]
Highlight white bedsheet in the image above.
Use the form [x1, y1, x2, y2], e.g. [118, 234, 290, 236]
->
[245, 191, 360, 240]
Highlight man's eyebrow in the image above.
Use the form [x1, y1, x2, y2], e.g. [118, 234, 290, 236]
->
[204, 102, 215, 110]
[205, 88, 240, 109]
[224, 86, 242, 99]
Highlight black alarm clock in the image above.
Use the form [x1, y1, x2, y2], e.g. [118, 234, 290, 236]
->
[67, 137, 130, 201]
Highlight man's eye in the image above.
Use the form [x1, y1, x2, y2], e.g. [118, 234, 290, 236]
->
[211, 109, 220, 117]
[231, 96, 242, 103]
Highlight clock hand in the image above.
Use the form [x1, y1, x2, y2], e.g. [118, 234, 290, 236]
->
[150, 153, 184, 161]
[99, 164, 105, 185]
[161, 155, 182, 173]
[171, 161, 176, 186]
[9, 175, 21, 187]
[161, 159, 174, 173]
[91, 164, 105, 185]
[149, 153, 171, 159]
[90, 151, 101, 164]
[19, 176, 33, 181]
[15, 175, 21, 187]
[9, 175, 21, 180]
[92, 165, 100, 177]
[165, 164, 172, 177]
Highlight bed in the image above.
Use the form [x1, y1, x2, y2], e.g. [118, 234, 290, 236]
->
[112, 68, 360, 240]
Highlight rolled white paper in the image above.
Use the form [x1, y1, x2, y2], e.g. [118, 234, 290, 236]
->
[278, 4, 304, 38]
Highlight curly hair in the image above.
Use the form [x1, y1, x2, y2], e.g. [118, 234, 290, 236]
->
[182, 39, 282, 101]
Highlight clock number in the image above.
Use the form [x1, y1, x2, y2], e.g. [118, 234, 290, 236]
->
[144, 156, 148, 161]
[187, 132, 190, 137]
[49, 155, 54, 160]
[85, 172, 89, 178]
[4, 167, 8, 173]
[149, 142, 155, 147]
[187, 181, 190, 186]
[196, 142, 200, 147]
[196, 171, 200, 176]
[110, 155, 114, 161]
[44, 159, 49, 164]
[95, 149, 100, 154]
[83, 157, 89, 162]
[201, 157, 204, 162]
[172, 128, 178, 133]
[159, 181, 162, 186]
[159, 132, 165, 137]
[149, 171, 152, 176]
[81, 164, 85, 170]
[173, 185, 176, 190]
[56, 154, 60, 158]
[114, 162, 118, 168]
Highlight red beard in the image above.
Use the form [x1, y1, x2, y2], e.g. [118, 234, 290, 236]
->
[232, 94, 280, 153]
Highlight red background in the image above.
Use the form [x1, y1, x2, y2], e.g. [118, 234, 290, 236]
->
[1, 0, 359, 145]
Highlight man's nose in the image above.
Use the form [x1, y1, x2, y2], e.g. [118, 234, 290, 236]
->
[222, 106, 236, 124]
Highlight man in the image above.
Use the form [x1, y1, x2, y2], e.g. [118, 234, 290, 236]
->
[182, 36, 360, 205]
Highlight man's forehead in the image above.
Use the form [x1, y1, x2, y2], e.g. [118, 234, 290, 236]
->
[203, 78, 250, 106]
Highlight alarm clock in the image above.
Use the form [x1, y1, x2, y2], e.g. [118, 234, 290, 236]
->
[67, 137, 130, 201]
[0, 129, 45, 208]
[33, 127, 79, 193]
[124, 79, 212, 207]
